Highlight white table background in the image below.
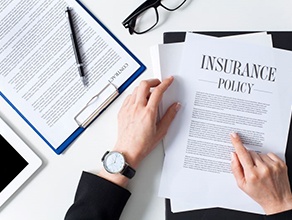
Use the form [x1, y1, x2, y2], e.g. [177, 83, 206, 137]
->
[1, 0, 292, 219]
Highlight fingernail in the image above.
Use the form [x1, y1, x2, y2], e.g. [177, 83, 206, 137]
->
[230, 132, 237, 139]
[166, 76, 174, 82]
[175, 102, 181, 112]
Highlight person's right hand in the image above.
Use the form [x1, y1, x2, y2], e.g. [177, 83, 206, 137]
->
[230, 132, 292, 215]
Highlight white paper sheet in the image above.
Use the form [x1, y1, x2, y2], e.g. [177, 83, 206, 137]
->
[155, 33, 292, 214]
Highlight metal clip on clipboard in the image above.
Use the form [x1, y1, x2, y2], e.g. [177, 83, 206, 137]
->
[74, 82, 119, 128]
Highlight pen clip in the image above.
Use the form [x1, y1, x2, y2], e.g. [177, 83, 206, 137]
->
[74, 81, 119, 128]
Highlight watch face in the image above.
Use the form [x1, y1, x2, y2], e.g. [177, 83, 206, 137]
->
[103, 151, 125, 174]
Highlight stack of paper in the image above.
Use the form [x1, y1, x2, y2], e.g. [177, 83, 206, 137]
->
[150, 32, 292, 214]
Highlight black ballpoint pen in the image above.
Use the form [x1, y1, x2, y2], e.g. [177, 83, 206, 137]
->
[65, 7, 86, 86]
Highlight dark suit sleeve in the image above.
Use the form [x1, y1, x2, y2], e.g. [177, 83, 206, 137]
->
[65, 171, 131, 220]
[265, 210, 292, 220]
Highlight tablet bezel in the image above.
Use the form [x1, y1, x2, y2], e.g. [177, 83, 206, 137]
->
[0, 118, 42, 208]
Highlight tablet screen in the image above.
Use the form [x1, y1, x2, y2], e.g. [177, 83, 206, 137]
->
[0, 118, 42, 208]
[0, 134, 28, 192]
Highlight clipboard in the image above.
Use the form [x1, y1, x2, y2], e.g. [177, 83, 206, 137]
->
[55, 0, 146, 154]
[163, 31, 292, 220]
[0, 0, 146, 155]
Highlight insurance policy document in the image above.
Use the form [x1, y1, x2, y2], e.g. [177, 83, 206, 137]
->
[158, 33, 292, 214]
[0, 0, 141, 150]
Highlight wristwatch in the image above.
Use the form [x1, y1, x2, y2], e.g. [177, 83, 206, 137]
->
[101, 151, 136, 179]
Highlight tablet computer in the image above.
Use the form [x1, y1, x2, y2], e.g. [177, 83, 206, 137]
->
[0, 117, 42, 208]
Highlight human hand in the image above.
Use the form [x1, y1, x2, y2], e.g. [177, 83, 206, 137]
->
[113, 77, 180, 169]
[99, 77, 180, 187]
[230, 132, 292, 215]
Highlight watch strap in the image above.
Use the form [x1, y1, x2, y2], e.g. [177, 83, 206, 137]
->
[121, 163, 136, 179]
[101, 151, 110, 162]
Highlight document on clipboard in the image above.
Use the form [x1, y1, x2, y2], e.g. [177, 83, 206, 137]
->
[0, 0, 146, 154]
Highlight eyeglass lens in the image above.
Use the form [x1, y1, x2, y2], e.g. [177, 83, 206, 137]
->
[131, 0, 186, 34]
[134, 8, 159, 34]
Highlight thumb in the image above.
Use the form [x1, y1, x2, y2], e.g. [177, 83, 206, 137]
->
[231, 152, 245, 189]
[156, 102, 181, 141]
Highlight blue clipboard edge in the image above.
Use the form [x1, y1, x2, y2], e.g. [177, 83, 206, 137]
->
[1, 1, 146, 155]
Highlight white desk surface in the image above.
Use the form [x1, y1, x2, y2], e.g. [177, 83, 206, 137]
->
[1, 0, 292, 219]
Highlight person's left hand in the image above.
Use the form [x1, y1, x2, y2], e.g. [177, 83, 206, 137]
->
[113, 77, 180, 169]
[99, 77, 180, 187]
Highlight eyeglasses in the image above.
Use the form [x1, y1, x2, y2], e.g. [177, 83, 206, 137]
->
[122, 0, 187, 35]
